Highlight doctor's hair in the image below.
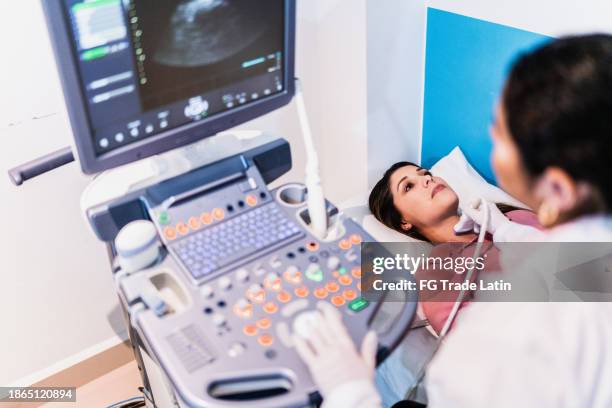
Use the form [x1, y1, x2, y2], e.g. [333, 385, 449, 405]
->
[503, 34, 612, 211]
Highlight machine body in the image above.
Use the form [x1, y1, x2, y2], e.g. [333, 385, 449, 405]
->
[82, 135, 418, 407]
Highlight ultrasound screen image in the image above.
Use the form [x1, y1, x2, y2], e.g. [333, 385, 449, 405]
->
[131, 0, 285, 111]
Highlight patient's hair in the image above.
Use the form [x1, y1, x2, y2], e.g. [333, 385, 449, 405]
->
[369, 162, 519, 242]
[369, 162, 429, 241]
[504, 34, 612, 211]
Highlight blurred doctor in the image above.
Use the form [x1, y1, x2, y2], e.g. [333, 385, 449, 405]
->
[295, 34, 612, 407]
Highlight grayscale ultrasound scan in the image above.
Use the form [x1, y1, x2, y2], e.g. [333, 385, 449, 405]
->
[132, 0, 284, 110]
[155, 0, 267, 67]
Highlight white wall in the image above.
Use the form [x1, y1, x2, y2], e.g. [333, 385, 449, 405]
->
[366, 0, 612, 188]
[0, 0, 367, 385]
[366, 0, 426, 187]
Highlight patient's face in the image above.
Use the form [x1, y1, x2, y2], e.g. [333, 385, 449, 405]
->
[388, 165, 459, 231]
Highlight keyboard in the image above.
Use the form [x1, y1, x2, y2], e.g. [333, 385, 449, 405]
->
[170, 202, 305, 280]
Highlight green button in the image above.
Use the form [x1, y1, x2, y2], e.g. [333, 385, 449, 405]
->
[305, 268, 324, 282]
[158, 212, 170, 225]
[348, 298, 369, 312]
[338, 267, 347, 275]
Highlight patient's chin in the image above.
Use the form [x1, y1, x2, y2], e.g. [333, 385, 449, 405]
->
[434, 187, 458, 208]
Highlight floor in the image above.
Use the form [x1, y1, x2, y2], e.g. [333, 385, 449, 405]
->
[0, 361, 144, 408]
[49, 361, 143, 408]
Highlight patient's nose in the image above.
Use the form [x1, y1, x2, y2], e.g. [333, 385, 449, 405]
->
[422, 176, 431, 188]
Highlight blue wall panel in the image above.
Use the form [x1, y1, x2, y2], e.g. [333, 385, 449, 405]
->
[421, 8, 550, 183]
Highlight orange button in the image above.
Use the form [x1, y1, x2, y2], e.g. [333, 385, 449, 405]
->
[343, 289, 357, 301]
[246, 285, 266, 304]
[258, 333, 274, 347]
[283, 269, 302, 285]
[314, 288, 328, 299]
[188, 217, 201, 230]
[351, 267, 362, 279]
[331, 295, 346, 306]
[294, 286, 309, 298]
[256, 318, 272, 330]
[263, 302, 278, 314]
[339, 240, 351, 250]
[277, 291, 292, 303]
[245, 194, 258, 207]
[176, 222, 189, 236]
[325, 282, 340, 293]
[307, 241, 320, 252]
[350, 234, 363, 245]
[163, 226, 177, 240]
[332, 271, 340, 279]
[339, 275, 353, 286]
[213, 208, 225, 221]
[233, 301, 253, 319]
[200, 212, 213, 225]
[264, 274, 282, 292]
[243, 325, 258, 336]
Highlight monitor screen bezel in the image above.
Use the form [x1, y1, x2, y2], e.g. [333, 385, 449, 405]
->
[43, 0, 296, 174]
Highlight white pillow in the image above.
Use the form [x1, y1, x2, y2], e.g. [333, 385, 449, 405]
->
[431, 146, 529, 211]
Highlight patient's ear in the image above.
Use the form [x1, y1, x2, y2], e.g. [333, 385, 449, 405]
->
[400, 221, 413, 232]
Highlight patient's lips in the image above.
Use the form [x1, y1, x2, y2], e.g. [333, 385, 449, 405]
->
[431, 184, 446, 198]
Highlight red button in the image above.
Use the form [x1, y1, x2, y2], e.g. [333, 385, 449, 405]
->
[307, 242, 320, 252]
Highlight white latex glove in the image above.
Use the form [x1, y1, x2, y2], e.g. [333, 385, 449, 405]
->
[454, 198, 509, 235]
[293, 302, 378, 399]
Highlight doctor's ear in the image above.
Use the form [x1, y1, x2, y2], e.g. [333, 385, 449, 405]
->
[400, 221, 413, 232]
[534, 167, 582, 226]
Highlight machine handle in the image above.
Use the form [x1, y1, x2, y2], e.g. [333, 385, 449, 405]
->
[371, 285, 419, 362]
[7, 146, 75, 186]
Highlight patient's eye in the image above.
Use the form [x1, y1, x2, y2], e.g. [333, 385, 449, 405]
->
[405, 182, 413, 192]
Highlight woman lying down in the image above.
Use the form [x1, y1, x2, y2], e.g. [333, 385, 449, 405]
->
[363, 162, 545, 405]
[368, 162, 543, 334]
[293, 162, 545, 407]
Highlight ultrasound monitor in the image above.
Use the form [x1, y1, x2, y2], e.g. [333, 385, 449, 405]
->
[43, 0, 296, 174]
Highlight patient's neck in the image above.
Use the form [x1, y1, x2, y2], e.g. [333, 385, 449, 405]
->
[421, 215, 477, 244]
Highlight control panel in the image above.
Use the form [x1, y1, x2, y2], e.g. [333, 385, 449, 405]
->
[111, 159, 417, 407]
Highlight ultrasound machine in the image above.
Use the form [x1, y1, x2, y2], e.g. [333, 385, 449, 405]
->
[11, 1, 418, 406]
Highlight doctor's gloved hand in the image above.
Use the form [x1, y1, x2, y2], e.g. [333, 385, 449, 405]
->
[454, 198, 510, 236]
[293, 302, 380, 406]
